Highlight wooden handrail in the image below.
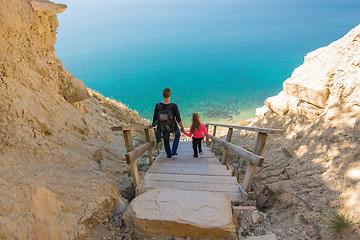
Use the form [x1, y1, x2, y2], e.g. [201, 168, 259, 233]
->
[206, 123, 282, 192]
[206, 123, 283, 134]
[111, 124, 157, 188]
[125, 140, 155, 163]
[111, 125, 154, 132]
[209, 135, 264, 167]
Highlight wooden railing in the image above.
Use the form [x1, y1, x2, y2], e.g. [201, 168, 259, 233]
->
[111, 125, 158, 188]
[205, 123, 283, 193]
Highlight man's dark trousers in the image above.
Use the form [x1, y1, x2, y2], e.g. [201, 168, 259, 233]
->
[162, 126, 180, 158]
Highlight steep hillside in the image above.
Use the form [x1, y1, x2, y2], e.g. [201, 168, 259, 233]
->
[224, 25, 360, 239]
[0, 0, 148, 239]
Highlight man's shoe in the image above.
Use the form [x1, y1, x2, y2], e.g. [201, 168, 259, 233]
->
[193, 154, 198, 158]
[171, 153, 178, 156]
[199, 151, 203, 155]
[167, 155, 172, 158]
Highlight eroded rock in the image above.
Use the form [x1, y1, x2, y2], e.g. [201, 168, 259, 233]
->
[29, 0, 67, 16]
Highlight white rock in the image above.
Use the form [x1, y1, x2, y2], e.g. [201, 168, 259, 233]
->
[264, 91, 292, 115]
[255, 105, 270, 117]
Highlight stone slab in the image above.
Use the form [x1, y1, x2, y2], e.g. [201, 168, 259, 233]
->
[123, 188, 236, 239]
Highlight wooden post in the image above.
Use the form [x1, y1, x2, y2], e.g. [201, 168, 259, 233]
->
[221, 128, 233, 165]
[144, 128, 153, 165]
[126, 155, 140, 188]
[205, 125, 209, 146]
[242, 132, 268, 191]
[123, 130, 134, 164]
[154, 128, 160, 155]
[211, 126, 217, 151]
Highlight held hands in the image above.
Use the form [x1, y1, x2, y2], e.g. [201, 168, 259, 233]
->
[180, 127, 185, 132]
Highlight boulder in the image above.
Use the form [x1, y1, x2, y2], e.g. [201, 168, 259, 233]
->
[283, 75, 329, 109]
[123, 188, 236, 239]
[264, 92, 290, 115]
[59, 72, 90, 103]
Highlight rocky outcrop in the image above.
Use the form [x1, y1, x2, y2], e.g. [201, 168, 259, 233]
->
[264, 25, 360, 118]
[239, 25, 360, 239]
[29, 0, 67, 16]
[123, 188, 236, 239]
[0, 0, 146, 238]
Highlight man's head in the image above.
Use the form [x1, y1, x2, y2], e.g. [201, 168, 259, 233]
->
[162, 88, 171, 99]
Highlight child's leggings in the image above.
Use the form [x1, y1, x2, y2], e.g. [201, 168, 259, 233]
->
[192, 137, 203, 157]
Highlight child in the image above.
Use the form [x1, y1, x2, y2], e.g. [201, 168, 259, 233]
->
[182, 113, 210, 158]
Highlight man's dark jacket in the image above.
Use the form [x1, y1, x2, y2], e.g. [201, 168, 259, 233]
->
[152, 102, 181, 143]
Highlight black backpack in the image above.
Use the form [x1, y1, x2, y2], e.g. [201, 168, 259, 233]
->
[157, 103, 177, 132]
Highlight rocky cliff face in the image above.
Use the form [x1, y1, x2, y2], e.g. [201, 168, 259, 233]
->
[228, 25, 360, 239]
[264, 25, 360, 117]
[0, 0, 147, 239]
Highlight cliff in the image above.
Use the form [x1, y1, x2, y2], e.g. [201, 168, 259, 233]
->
[264, 25, 360, 116]
[227, 25, 360, 239]
[0, 0, 147, 239]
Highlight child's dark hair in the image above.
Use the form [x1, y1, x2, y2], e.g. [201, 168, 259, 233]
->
[191, 113, 201, 134]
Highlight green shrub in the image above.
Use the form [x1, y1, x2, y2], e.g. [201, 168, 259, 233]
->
[328, 209, 352, 233]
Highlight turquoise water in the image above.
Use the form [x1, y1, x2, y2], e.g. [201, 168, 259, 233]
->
[55, 0, 360, 126]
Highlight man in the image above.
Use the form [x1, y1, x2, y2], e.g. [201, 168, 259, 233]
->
[152, 88, 184, 158]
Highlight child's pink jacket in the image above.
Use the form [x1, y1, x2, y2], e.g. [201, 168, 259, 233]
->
[182, 123, 210, 139]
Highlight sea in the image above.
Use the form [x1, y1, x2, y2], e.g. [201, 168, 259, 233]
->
[55, 0, 360, 126]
